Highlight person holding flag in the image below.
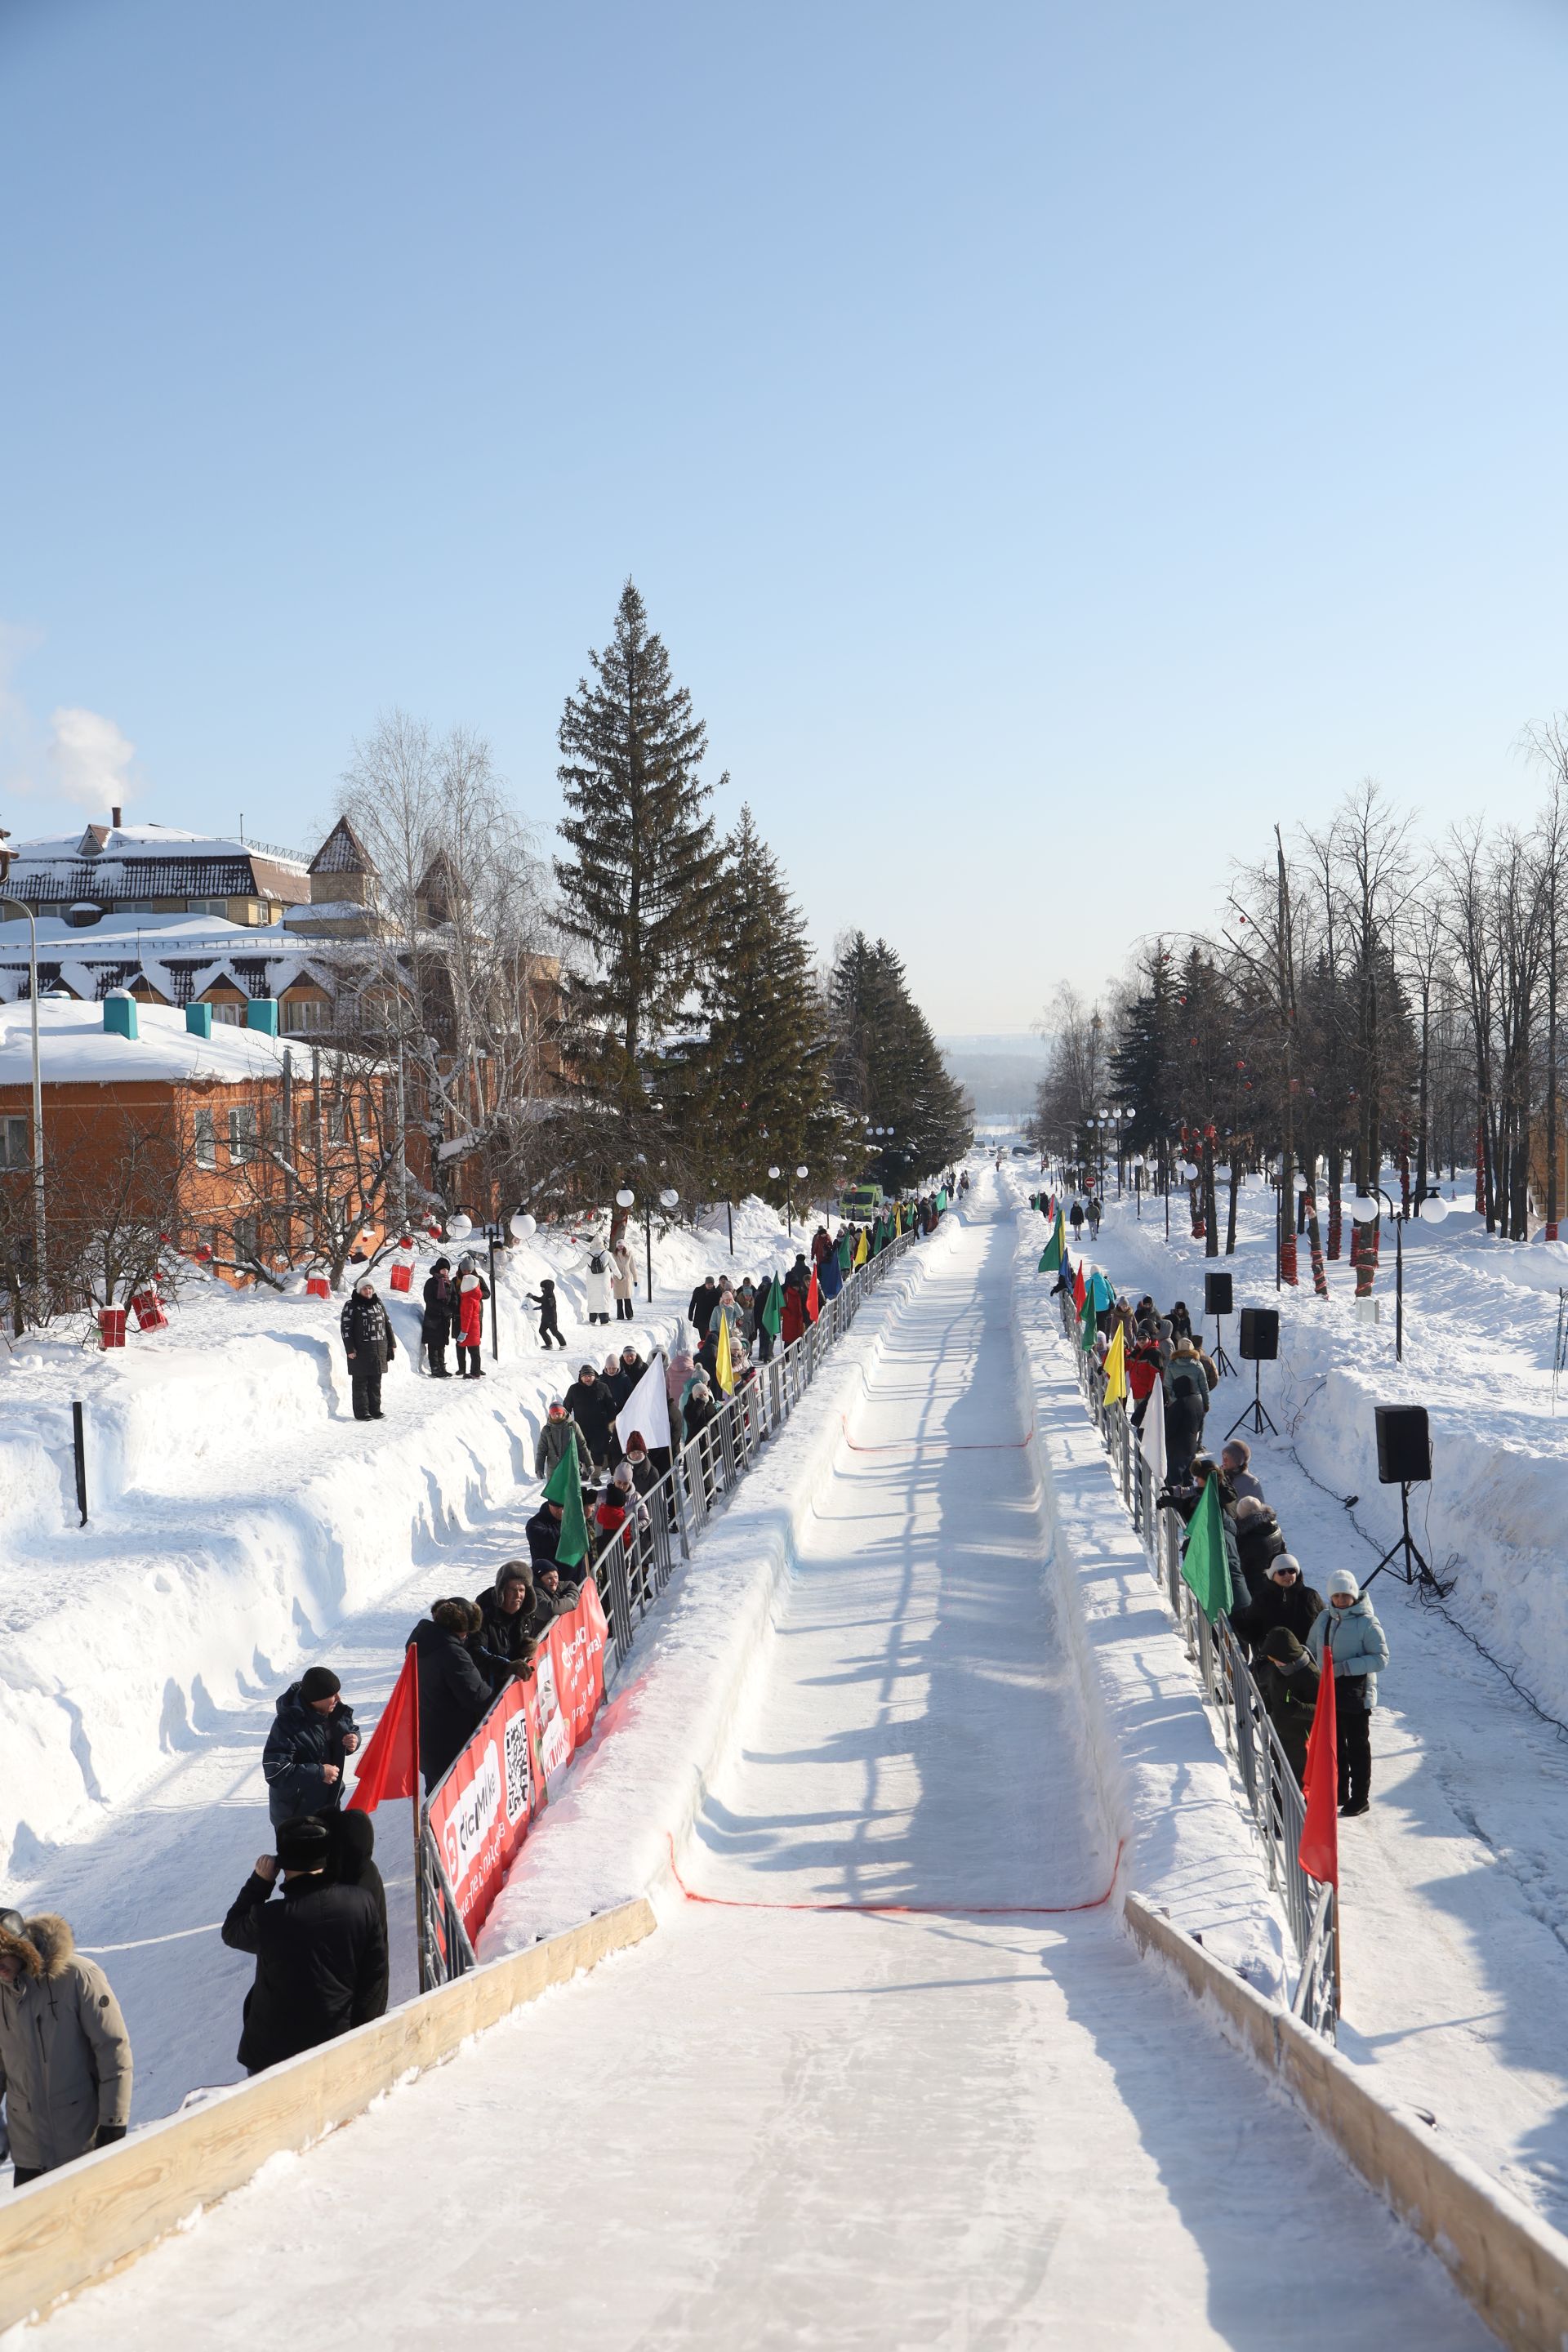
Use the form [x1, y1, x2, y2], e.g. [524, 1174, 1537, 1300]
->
[526, 1451, 593, 1612]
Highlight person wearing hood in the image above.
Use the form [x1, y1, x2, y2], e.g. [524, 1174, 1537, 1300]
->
[455, 1255, 489, 1379]
[341, 1278, 396, 1420]
[324, 1811, 389, 2023]
[735, 1278, 757, 1342]
[262, 1667, 360, 1827]
[1307, 1570, 1390, 1817]
[1232, 1495, 1290, 1601]
[1221, 1439, 1264, 1504]
[221, 1816, 386, 2075]
[525, 1495, 586, 1610]
[595, 1459, 640, 1547]
[1254, 1630, 1321, 1785]
[527, 1276, 566, 1350]
[583, 1248, 613, 1326]
[0, 1910, 131, 2183]
[1232, 1552, 1325, 1659]
[708, 1283, 743, 1351]
[474, 1558, 553, 1680]
[564, 1362, 617, 1467]
[534, 1398, 585, 1484]
[406, 1600, 492, 1788]
[421, 1258, 457, 1377]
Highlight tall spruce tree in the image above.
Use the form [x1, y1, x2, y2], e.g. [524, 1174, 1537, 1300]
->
[554, 581, 724, 1119]
[679, 807, 833, 1200]
[830, 932, 972, 1187]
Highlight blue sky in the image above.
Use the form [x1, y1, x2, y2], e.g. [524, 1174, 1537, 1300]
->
[3, 0, 1567, 1030]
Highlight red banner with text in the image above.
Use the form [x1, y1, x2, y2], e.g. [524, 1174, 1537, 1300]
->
[426, 1577, 610, 1949]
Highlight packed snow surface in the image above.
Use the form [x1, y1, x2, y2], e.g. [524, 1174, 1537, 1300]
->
[20, 1183, 1485, 2349]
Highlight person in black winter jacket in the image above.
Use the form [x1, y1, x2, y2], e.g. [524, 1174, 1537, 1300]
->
[262, 1668, 360, 1827]
[407, 1601, 492, 1788]
[421, 1259, 457, 1377]
[324, 1809, 389, 2024]
[1232, 1554, 1325, 1659]
[341, 1280, 396, 1419]
[525, 1500, 585, 1610]
[563, 1364, 617, 1467]
[528, 1276, 566, 1349]
[221, 1816, 386, 2074]
[1232, 1496, 1290, 1601]
[474, 1560, 555, 1685]
[1254, 1628, 1321, 1784]
[688, 1276, 720, 1333]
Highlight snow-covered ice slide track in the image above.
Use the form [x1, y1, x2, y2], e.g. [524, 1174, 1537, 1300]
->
[26, 1184, 1489, 2349]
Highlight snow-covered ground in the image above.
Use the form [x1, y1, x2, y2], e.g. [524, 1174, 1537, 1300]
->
[1020, 1164, 1568, 2234]
[0, 1195, 832, 2136]
[12, 1176, 1486, 2350]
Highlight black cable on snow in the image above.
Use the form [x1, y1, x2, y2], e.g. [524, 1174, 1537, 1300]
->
[1274, 1357, 1568, 1748]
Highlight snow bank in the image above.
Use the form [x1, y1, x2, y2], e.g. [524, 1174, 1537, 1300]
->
[0, 1197, 835, 1877]
[1004, 1174, 1289, 1992]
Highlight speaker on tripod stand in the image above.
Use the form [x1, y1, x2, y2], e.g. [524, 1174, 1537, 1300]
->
[1366, 1405, 1445, 1591]
[1205, 1270, 1235, 1377]
[1226, 1307, 1280, 1438]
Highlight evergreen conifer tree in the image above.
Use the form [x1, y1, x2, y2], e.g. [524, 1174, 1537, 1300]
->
[679, 806, 832, 1200]
[554, 581, 724, 1120]
[830, 932, 972, 1187]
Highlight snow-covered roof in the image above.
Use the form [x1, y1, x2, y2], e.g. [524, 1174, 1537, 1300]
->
[6, 821, 309, 907]
[0, 997, 301, 1087]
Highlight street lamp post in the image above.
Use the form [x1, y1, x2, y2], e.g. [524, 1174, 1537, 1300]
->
[0, 898, 45, 1308]
[1349, 1185, 1446, 1364]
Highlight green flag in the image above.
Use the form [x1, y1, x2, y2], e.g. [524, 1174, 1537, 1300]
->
[1180, 1476, 1234, 1621]
[1040, 1220, 1062, 1272]
[761, 1278, 784, 1336]
[1079, 1292, 1096, 1352]
[542, 1448, 590, 1571]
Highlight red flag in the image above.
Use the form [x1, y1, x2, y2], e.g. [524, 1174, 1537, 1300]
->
[805, 1265, 820, 1322]
[1072, 1260, 1088, 1312]
[348, 1646, 420, 1811]
[1297, 1630, 1339, 1886]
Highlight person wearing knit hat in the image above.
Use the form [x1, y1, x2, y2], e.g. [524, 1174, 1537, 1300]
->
[261, 1668, 360, 1827]
[1306, 1569, 1390, 1818]
[221, 1816, 386, 2077]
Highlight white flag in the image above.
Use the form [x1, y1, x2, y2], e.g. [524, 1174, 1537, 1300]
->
[616, 1354, 671, 1455]
[1138, 1378, 1167, 1488]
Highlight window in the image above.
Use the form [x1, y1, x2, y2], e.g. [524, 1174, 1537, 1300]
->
[211, 1001, 244, 1026]
[327, 1092, 348, 1145]
[194, 1107, 216, 1169]
[232, 1217, 257, 1263]
[265, 1099, 285, 1154]
[228, 1106, 256, 1164]
[0, 1116, 29, 1171]
[282, 996, 327, 1033]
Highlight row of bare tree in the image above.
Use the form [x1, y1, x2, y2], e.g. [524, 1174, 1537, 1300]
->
[1028, 745, 1568, 1258]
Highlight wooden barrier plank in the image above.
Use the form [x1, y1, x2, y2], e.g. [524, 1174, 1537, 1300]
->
[1124, 1891, 1568, 2352]
[0, 1896, 656, 2332]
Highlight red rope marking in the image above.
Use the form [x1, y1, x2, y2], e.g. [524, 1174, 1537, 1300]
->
[666, 1833, 1124, 1917]
[839, 1415, 1036, 1454]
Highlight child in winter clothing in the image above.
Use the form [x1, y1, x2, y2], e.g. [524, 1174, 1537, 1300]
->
[583, 1250, 612, 1325]
[528, 1276, 566, 1349]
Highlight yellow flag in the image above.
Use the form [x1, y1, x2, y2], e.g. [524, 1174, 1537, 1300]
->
[854, 1230, 869, 1267]
[714, 1309, 734, 1396]
[1103, 1321, 1128, 1406]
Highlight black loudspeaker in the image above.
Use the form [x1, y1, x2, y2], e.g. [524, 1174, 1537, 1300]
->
[1238, 1308, 1279, 1361]
[1375, 1404, 1432, 1486]
[1205, 1271, 1233, 1317]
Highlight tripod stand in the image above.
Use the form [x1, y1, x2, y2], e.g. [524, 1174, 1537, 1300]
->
[1226, 1358, 1277, 1439]
[1210, 1314, 1236, 1380]
[1364, 1481, 1438, 1591]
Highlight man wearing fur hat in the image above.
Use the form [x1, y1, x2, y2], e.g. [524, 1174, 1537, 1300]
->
[221, 1818, 386, 2076]
[0, 1908, 131, 2184]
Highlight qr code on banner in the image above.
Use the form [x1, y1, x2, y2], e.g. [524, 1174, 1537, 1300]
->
[504, 1710, 532, 1820]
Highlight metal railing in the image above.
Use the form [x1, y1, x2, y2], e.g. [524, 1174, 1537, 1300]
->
[419, 1222, 925, 1980]
[1055, 1288, 1338, 2037]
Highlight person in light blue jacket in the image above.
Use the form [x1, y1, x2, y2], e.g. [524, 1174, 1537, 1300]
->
[1306, 1568, 1389, 1819]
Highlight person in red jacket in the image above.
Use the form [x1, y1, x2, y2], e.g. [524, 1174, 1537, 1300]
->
[456, 1255, 490, 1379]
[1126, 1331, 1164, 1430]
[781, 1281, 807, 1347]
